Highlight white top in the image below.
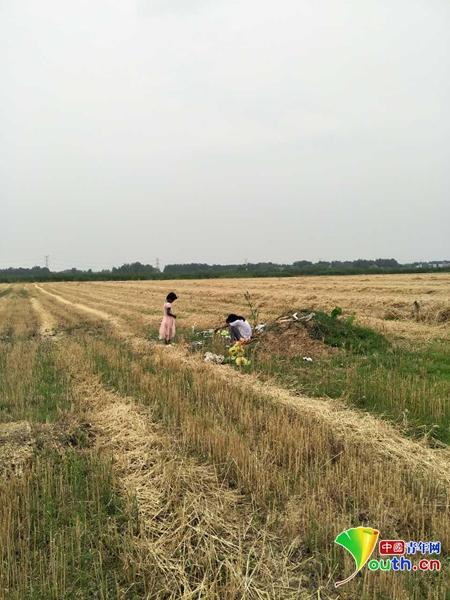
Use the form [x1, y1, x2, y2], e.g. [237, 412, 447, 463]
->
[230, 319, 252, 339]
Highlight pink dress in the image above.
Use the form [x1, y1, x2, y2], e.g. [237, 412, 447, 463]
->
[159, 302, 176, 341]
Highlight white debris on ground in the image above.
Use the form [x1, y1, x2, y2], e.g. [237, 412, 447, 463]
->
[194, 328, 216, 338]
[278, 312, 315, 324]
[191, 340, 204, 348]
[255, 323, 266, 333]
[303, 356, 313, 362]
[204, 352, 225, 364]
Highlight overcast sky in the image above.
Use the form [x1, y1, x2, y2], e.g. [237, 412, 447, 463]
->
[1, 0, 449, 270]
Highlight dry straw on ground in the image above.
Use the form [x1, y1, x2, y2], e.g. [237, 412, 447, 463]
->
[0, 421, 34, 477]
[0, 276, 447, 599]
[58, 341, 312, 599]
[33, 273, 450, 341]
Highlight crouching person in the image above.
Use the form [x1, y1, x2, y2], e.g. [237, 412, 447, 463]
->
[226, 314, 252, 343]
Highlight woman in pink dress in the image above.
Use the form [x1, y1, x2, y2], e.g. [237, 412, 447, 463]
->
[159, 292, 177, 344]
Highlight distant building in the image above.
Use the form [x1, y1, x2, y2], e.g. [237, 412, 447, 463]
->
[416, 261, 450, 269]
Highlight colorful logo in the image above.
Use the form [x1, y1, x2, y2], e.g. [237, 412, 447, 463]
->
[334, 530, 442, 586]
[334, 527, 379, 587]
[379, 540, 405, 555]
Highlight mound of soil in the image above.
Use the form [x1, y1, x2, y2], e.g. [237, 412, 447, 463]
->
[255, 319, 337, 360]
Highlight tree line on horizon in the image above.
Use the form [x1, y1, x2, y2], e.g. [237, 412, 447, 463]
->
[0, 258, 449, 283]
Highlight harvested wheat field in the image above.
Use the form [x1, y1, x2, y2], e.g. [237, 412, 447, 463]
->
[0, 274, 449, 599]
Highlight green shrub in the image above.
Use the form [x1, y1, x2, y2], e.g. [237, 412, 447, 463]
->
[308, 309, 389, 354]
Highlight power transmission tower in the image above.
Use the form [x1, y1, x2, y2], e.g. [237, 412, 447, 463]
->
[156, 257, 160, 271]
[45, 255, 50, 270]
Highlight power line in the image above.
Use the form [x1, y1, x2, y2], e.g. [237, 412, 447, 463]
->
[1, 255, 166, 271]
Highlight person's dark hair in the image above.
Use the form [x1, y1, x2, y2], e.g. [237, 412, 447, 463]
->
[166, 292, 178, 302]
[226, 314, 245, 324]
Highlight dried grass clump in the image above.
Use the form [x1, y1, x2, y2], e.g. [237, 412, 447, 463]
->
[435, 306, 450, 323]
[0, 421, 34, 477]
[383, 308, 403, 320]
[0, 419, 83, 479]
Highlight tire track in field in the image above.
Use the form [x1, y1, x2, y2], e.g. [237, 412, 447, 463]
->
[35, 284, 450, 487]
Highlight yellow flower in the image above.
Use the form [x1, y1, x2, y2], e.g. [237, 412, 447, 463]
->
[235, 357, 250, 367]
[229, 343, 243, 356]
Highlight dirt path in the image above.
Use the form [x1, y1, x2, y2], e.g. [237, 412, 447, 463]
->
[35, 284, 450, 487]
[30, 297, 57, 336]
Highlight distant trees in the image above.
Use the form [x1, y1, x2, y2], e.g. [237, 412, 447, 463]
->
[293, 260, 313, 268]
[0, 266, 50, 279]
[164, 263, 211, 275]
[374, 258, 399, 268]
[0, 258, 447, 283]
[0, 262, 158, 282]
[111, 262, 158, 275]
[161, 259, 441, 278]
